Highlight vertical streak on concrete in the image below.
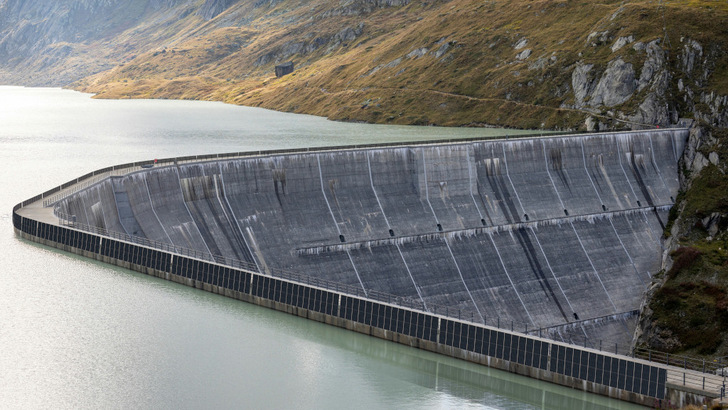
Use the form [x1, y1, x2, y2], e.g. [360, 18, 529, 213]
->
[317, 155, 345, 236]
[109, 181, 131, 236]
[541, 140, 566, 211]
[615, 138, 641, 205]
[501, 143, 527, 216]
[366, 152, 426, 309]
[581, 139, 605, 205]
[466, 146, 485, 220]
[397, 248, 428, 311]
[579, 324, 590, 343]
[444, 236, 484, 322]
[144, 176, 173, 244]
[421, 149, 483, 322]
[528, 226, 575, 315]
[366, 152, 392, 229]
[640, 210, 665, 251]
[207, 164, 259, 270]
[420, 149, 440, 224]
[648, 133, 671, 196]
[173, 166, 213, 256]
[596, 148, 626, 210]
[568, 221, 618, 313]
[317, 155, 367, 296]
[216, 162, 262, 273]
[96, 190, 110, 232]
[79, 192, 91, 227]
[487, 232, 535, 327]
[346, 250, 367, 296]
[608, 217, 644, 285]
[670, 131, 678, 162]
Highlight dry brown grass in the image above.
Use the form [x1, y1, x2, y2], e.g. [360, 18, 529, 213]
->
[74, 0, 728, 129]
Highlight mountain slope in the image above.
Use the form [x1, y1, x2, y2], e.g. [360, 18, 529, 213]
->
[67, 0, 728, 130]
[2, 0, 727, 130]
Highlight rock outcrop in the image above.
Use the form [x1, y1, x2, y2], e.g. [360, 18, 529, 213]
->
[589, 58, 637, 107]
[198, 0, 236, 20]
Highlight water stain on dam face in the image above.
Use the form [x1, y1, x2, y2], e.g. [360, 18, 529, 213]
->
[483, 156, 522, 224]
[513, 227, 570, 323]
[549, 148, 572, 193]
[57, 130, 687, 347]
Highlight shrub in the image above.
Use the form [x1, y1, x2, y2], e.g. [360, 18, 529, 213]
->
[668, 247, 703, 279]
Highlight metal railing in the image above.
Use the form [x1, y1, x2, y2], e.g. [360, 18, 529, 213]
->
[39, 128, 687, 209]
[634, 348, 728, 375]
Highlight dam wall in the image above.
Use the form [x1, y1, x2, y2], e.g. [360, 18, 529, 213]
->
[17, 128, 728, 407]
[54, 129, 685, 347]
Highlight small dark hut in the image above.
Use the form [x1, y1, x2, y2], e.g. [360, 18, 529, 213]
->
[275, 61, 294, 77]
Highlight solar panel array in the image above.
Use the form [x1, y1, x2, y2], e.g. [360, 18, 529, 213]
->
[13, 210, 666, 400]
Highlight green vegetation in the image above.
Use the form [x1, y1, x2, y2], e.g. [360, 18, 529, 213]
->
[680, 166, 728, 226]
[652, 278, 725, 354]
[648, 241, 728, 356]
[644, 124, 728, 359]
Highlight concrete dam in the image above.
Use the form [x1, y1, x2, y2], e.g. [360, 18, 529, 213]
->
[54, 129, 686, 348]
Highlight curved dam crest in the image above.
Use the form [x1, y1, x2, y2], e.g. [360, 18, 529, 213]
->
[56, 129, 686, 347]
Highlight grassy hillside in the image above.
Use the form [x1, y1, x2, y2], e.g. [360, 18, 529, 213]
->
[73, 0, 728, 130]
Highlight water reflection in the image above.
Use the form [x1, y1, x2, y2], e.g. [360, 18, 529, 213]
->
[293, 317, 643, 410]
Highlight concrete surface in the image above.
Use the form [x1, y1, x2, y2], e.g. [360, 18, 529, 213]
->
[54, 129, 687, 347]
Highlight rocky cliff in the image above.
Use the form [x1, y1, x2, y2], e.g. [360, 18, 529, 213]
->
[2, 0, 728, 358]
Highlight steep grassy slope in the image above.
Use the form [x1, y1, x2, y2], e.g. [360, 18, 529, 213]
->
[69, 0, 728, 130]
[637, 125, 728, 358]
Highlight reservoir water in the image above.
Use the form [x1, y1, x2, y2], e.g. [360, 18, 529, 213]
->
[1, 87, 642, 409]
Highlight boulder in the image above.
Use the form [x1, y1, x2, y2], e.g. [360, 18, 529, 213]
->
[433, 39, 452, 58]
[611, 35, 634, 53]
[571, 62, 595, 108]
[334, 23, 364, 44]
[406, 47, 429, 59]
[680, 38, 703, 74]
[637, 40, 667, 92]
[628, 92, 669, 126]
[590, 58, 637, 107]
[516, 48, 531, 60]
